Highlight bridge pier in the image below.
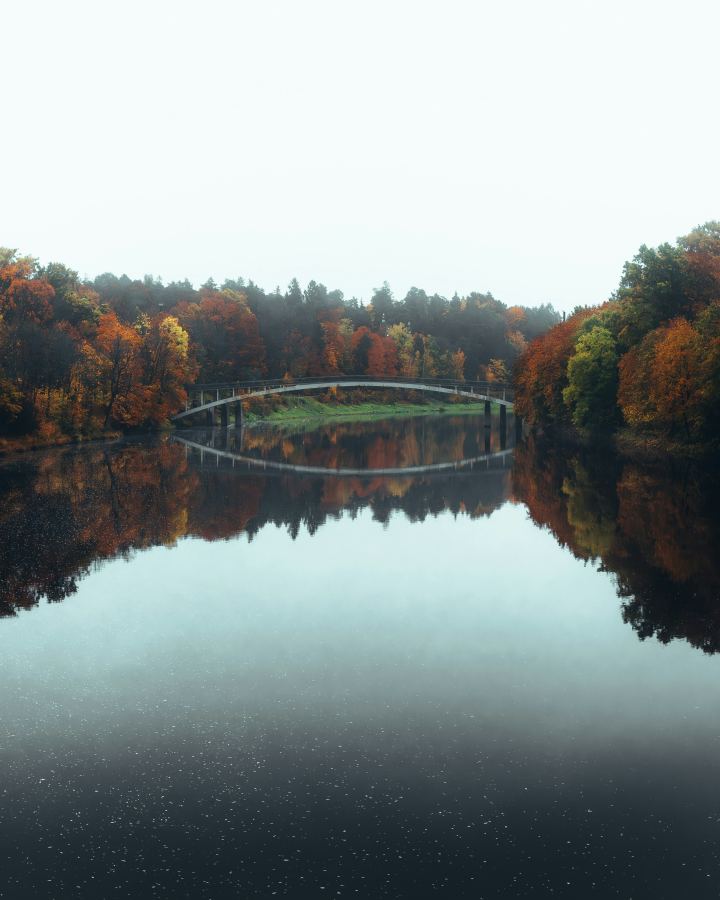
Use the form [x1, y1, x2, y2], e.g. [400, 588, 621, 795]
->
[205, 407, 214, 427]
[220, 404, 228, 428]
[499, 405, 507, 449]
[234, 401, 243, 428]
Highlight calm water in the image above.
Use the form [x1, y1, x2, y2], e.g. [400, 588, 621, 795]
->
[1, 415, 720, 899]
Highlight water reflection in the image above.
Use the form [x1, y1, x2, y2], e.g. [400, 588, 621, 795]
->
[4, 417, 720, 898]
[0, 416, 515, 619]
[173, 414, 514, 475]
[513, 436, 720, 653]
[2, 417, 719, 656]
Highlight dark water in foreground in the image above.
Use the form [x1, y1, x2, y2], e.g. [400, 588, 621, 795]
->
[1, 415, 720, 899]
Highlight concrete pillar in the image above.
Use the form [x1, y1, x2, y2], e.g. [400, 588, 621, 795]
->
[234, 402, 243, 428]
[500, 404, 507, 449]
[220, 403, 228, 427]
[484, 399, 492, 428]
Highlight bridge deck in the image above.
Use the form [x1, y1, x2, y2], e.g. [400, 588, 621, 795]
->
[173, 377, 514, 421]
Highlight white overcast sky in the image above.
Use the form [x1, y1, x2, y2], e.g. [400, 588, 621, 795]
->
[3, 0, 719, 312]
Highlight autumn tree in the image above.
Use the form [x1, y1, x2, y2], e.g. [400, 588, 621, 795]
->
[176, 289, 266, 381]
[366, 333, 398, 377]
[450, 349, 466, 381]
[388, 323, 418, 377]
[94, 312, 144, 427]
[320, 320, 346, 374]
[140, 316, 195, 424]
[562, 326, 619, 432]
[514, 308, 603, 431]
[485, 358, 509, 383]
[618, 319, 705, 440]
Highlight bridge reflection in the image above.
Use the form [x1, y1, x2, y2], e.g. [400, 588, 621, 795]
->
[173, 427, 515, 477]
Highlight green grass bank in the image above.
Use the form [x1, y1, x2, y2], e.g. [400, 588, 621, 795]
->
[242, 395, 507, 425]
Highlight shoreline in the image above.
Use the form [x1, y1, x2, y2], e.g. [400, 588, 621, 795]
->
[525, 424, 720, 462]
[0, 430, 124, 458]
[0, 400, 504, 457]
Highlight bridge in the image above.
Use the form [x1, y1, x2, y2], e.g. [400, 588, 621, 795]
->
[172, 376, 515, 429]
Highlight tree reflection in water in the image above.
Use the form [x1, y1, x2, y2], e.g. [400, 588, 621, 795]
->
[0, 415, 514, 618]
[2, 419, 719, 655]
[513, 436, 720, 653]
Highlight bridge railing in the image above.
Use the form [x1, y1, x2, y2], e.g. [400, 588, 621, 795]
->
[186, 375, 513, 401]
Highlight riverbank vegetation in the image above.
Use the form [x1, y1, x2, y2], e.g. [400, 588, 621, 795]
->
[514, 222, 720, 450]
[0, 247, 557, 449]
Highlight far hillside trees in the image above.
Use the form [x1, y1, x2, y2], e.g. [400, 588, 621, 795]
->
[0, 247, 560, 444]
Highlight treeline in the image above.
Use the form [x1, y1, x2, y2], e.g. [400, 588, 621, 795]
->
[514, 222, 720, 445]
[0, 246, 559, 445]
[0, 251, 196, 444]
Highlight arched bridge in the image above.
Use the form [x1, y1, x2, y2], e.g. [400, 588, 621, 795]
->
[172, 376, 514, 427]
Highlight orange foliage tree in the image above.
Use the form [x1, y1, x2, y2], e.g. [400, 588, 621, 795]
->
[618, 318, 704, 439]
[176, 289, 265, 381]
[94, 312, 144, 427]
[514, 308, 595, 430]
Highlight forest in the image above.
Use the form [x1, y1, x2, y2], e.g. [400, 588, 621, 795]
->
[0, 248, 558, 448]
[514, 222, 720, 447]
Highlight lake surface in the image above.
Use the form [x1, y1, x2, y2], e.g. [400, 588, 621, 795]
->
[1, 415, 720, 899]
